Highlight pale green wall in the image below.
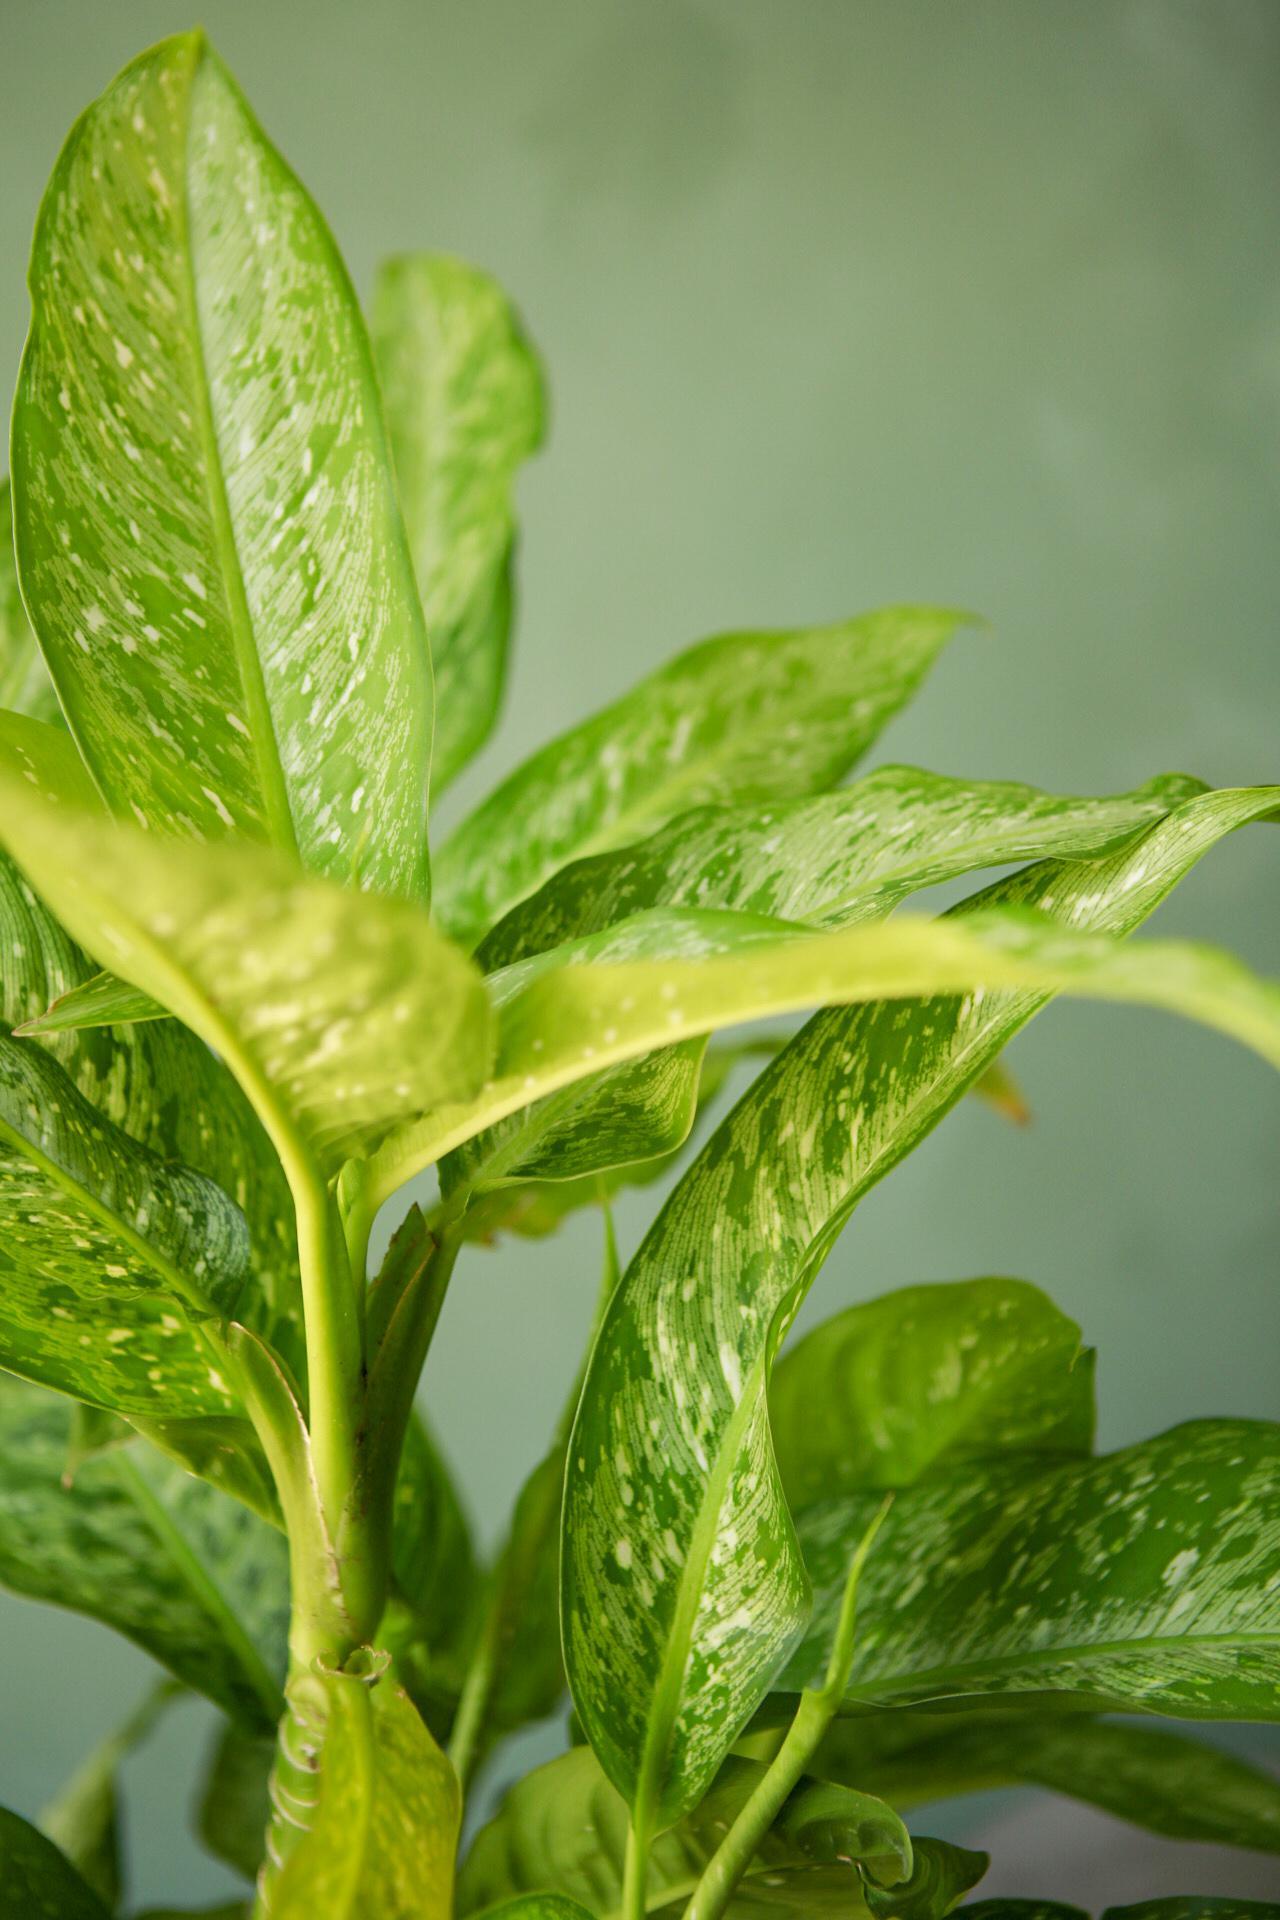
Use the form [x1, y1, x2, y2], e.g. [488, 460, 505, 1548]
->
[1, 2, 1277, 1906]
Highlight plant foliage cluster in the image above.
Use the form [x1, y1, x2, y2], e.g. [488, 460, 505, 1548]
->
[0, 31, 1277, 1920]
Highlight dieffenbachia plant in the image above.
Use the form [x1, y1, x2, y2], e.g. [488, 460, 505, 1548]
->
[0, 31, 1276, 1920]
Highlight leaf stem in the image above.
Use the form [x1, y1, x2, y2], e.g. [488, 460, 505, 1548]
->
[622, 1814, 650, 1920]
[681, 1496, 892, 1920]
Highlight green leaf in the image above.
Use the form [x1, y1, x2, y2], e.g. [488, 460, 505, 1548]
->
[367, 784, 1280, 1212]
[0, 1375, 287, 1727]
[392, 1410, 480, 1657]
[480, 1901, 597, 1920]
[0, 718, 492, 1176]
[372, 253, 544, 793]
[435, 608, 967, 945]
[11, 33, 433, 898]
[457, 1744, 917, 1918]
[0, 478, 61, 725]
[783, 1418, 1280, 1719]
[814, 1712, 1280, 1855]
[561, 784, 1280, 1834]
[39, 1679, 177, 1908]
[478, 766, 1204, 970]
[0, 720, 302, 1416]
[452, 766, 1199, 1218]
[1103, 1906, 1280, 1919]
[955, 1907, 1086, 1920]
[269, 1662, 460, 1919]
[769, 1278, 1094, 1510]
[860, 1838, 988, 1918]
[0, 1805, 110, 1919]
[197, 1721, 274, 1883]
[17, 969, 167, 1035]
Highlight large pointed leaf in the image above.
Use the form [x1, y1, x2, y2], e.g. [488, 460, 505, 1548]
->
[0, 478, 60, 725]
[268, 1663, 459, 1919]
[769, 1278, 1095, 1510]
[446, 769, 1201, 1211]
[0, 1806, 110, 1920]
[782, 1418, 1280, 1719]
[813, 1712, 1280, 1855]
[456, 1744, 916, 1918]
[434, 608, 966, 944]
[561, 785, 1280, 1834]
[372, 253, 544, 793]
[0, 1376, 287, 1726]
[11, 33, 433, 896]
[479, 766, 1204, 970]
[0, 718, 492, 1175]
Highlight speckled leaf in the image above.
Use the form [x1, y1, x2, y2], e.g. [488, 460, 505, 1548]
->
[372, 253, 544, 793]
[11, 33, 433, 897]
[813, 1712, 1280, 1855]
[561, 784, 1280, 1834]
[0, 1026, 254, 1406]
[0, 723, 493, 1175]
[19, 969, 167, 1034]
[448, 768, 1198, 1214]
[479, 766, 1204, 969]
[0, 479, 61, 725]
[0, 1806, 110, 1920]
[782, 1419, 1280, 1718]
[434, 608, 966, 945]
[0, 716, 302, 1406]
[769, 1278, 1095, 1510]
[0, 1376, 288, 1727]
[270, 1667, 459, 1920]
[457, 1743, 914, 1918]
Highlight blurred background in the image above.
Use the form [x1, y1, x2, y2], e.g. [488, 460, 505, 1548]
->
[1, 0, 1278, 1905]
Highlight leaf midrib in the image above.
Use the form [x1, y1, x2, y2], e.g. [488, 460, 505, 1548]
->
[175, 39, 298, 856]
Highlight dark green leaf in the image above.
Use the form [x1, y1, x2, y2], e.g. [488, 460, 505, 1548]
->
[1103, 1906, 1280, 1919]
[0, 478, 61, 725]
[0, 1804, 111, 1919]
[435, 609, 966, 945]
[784, 1419, 1280, 1720]
[562, 785, 1280, 1834]
[0, 1376, 287, 1727]
[0, 717, 493, 1176]
[770, 1278, 1094, 1510]
[814, 1712, 1280, 1855]
[392, 1410, 480, 1657]
[457, 1744, 915, 1918]
[12, 33, 433, 898]
[372, 252, 544, 793]
[861, 1837, 988, 1917]
[955, 1906, 1086, 1920]
[197, 1721, 273, 1883]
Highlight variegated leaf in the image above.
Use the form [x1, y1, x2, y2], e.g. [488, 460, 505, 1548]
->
[11, 33, 432, 897]
[783, 1418, 1280, 1720]
[0, 715, 493, 1175]
[0, 1375, 287, 1727]
[434, 608, 966, 945]
[561, 785, 1280, 1833]
[372, 253, 544, 793]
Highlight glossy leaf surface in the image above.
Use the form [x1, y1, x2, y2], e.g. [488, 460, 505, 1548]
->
[12, 33, 433, 896]
[815, 1712, 1280, 1855]
[783, 1418, 1280, 1718]
[0, 478, 60, 725]
[457, 1744, 917, 1917]
[0, 1806, 109, 1920]
[270, 1666, 459, 1919]
[0, 719, 492, 1174]
[769, 1278, 1094, 1510]
[435, 608, 965, 943]
[0, 1377, 287, 1727]
[373, 252, 543, 792]
[562, 785, 1280, 1832]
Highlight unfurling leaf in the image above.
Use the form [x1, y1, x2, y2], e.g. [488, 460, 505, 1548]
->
[373, 253, 544, 793]
[12, 32, 433, 898]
